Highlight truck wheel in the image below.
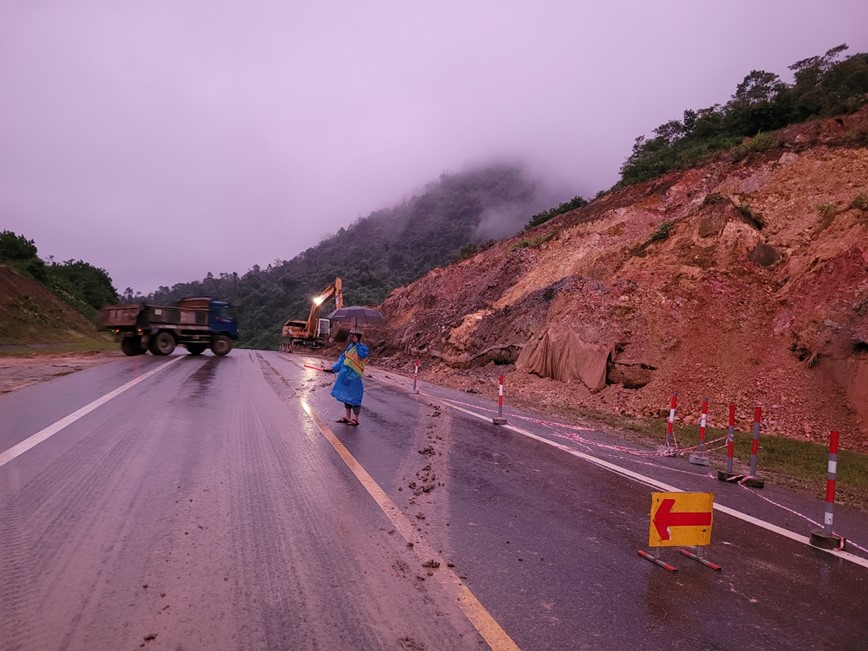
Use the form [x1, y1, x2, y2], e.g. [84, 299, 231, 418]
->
[187, 343, 206, 355]
[150, 331, 176, 356]
[121, 338, 139, 356]
[210, 335, 232, 356]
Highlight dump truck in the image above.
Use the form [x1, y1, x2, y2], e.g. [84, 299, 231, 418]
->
[281, 277, 343, 351]
[98, 297, 239, 356]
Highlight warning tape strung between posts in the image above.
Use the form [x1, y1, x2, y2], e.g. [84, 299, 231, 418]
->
[545, 428, 749, 486]
[557, 428, 864, 554]
[438, 397, 667, 457]
[440, 397, 597, 434]
[441, 396, 727, 459]
[436, 395, 868, 557]
[735, 478, 855, 552]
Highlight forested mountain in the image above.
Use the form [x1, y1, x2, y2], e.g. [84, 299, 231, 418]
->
[144, 163, 568, 349]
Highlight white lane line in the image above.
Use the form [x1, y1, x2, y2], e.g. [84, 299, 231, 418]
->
[439, 398, 868, 570]
[0, 357, 183, 468]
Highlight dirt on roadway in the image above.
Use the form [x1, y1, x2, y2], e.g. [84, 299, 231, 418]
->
[0, 351, 121, 394]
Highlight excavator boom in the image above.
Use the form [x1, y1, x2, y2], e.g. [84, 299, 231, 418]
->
[281, 277, 343, 349]
[305, 277, 343, 337]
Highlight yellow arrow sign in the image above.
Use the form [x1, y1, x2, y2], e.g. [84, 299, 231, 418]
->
[649, 492, 714, 547]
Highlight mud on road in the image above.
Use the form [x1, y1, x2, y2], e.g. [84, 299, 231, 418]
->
[0, 351, 121, 394]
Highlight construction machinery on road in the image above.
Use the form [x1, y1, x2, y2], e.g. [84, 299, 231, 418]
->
[280, 277, 343, 351]
[98, 297, 239, 356]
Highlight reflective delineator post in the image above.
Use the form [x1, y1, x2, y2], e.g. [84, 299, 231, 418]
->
[726, 403, 735, 474]
[689, 397, 710, 466]
[743, 406, 764, 488]
[492, 374, 507, 425]
[810, 431, 844, 550]
[412, 359, 420, 393]
[717, 403, 740, 482]
[657, 394, 678, 456]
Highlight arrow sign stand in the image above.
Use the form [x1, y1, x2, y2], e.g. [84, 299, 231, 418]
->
[639, 492, 721, 572]
[679, 547, 721, 571]
[636, 549, 678, 572]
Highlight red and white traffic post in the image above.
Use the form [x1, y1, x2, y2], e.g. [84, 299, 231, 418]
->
[657, 393, 678, 456]
[493, 374, 507, 425]
[726, 403, 736, 473]
[810, 431, 845, 550]
[412, 359, 420, 393]
[717, 403, 740, 481]
[743, 406, 764, 488]
[689, 397, 710, 466]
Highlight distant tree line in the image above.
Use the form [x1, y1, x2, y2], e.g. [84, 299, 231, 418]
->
[619, 44, 868, 186]
[0, 230, 118, 319]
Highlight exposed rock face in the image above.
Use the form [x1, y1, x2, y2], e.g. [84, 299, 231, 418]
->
[373, 108, 868, 450]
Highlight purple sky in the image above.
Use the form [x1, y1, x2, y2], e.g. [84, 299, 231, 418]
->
[2, 1, 866, 294]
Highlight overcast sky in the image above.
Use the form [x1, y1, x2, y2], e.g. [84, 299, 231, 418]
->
[1, 1, 866, 294]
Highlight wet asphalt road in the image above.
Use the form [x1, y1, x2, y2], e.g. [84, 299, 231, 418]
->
[1, 349, 866, 650]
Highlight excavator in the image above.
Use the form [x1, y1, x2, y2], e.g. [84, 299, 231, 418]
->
[280, 277, 343, 351]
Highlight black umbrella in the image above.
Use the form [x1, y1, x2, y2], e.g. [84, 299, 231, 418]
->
[327, 306, 386, 326]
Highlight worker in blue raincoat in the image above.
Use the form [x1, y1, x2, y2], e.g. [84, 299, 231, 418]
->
[327, 329, 369, 426]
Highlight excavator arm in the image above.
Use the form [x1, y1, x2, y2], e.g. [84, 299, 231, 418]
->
[303, 277, 343, 338]
[280, 277, 344, 349]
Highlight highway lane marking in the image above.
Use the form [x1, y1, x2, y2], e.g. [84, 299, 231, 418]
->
[438, 398, 868, 570]
[297, 397, 521, 651]
[0, 357, 183, 469]
[263, 356, 519, 649]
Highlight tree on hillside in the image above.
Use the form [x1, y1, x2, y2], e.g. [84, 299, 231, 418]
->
[0, 230, 38, 261]
[789, 45, 868, 118]
[724, 70, 789, 135]
[46, 260, 118, 313]
[0, 230, 46, 279]
[525, 195, 588, 230]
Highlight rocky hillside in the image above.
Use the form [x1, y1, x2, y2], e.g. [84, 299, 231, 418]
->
[371, 108, 868, 451]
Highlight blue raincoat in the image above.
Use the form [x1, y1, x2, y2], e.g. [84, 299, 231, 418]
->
[330, 341, 369, 406]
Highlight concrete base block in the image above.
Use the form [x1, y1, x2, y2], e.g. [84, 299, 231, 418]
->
[492, 417, 507, 425]
[689, 453, 710, 466]
[742, 477, 765, 489]
[810, 529, 843, 550]
[717, 470, 743, 482]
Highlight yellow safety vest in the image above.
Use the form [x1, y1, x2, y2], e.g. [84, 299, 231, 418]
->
[343, 345, 366, 376]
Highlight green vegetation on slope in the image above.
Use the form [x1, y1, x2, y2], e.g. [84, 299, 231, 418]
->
[0, 230, 118, 320]
[524, 195, 588, 230]
[619, 44, 868, 186]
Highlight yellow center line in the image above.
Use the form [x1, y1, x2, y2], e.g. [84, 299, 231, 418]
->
[261, 352, 519, 647]
[298, 398, 520, 651]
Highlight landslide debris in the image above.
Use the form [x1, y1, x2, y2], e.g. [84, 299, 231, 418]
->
[372, 108, 868, 450]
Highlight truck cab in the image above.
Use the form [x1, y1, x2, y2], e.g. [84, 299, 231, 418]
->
[205, 300, 239, 340]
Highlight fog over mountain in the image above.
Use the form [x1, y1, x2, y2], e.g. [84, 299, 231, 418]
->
[1, 1, 866, 293]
